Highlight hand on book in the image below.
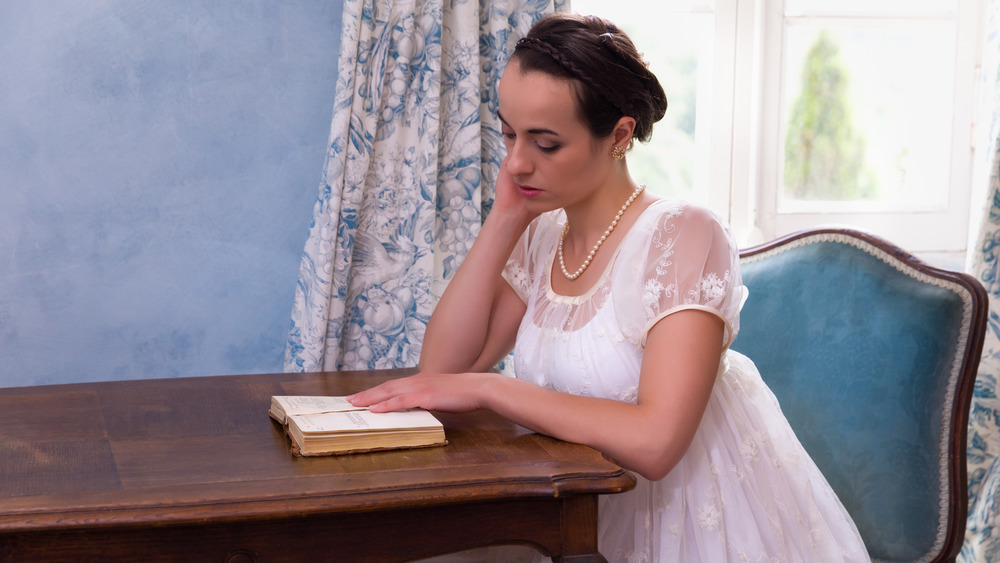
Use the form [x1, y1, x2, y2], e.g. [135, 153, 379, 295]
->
[269, 395, 446, 456]
[348, 372, 495, 414]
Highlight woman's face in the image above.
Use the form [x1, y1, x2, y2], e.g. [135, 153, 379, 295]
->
[497, 58, 615, 213]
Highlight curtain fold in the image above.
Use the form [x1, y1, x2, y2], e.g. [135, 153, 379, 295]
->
[964, 0, 1000, 559]
[285, 0, 567, 373]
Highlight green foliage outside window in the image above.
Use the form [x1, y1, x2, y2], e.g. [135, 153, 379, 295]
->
[783, 31, 876, 201]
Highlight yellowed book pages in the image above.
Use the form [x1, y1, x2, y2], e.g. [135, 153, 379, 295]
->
[269, 395, 447, 456]
[291, 408, 442, 434]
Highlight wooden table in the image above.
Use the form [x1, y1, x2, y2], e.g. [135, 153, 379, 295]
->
[0, 369, 635, 562]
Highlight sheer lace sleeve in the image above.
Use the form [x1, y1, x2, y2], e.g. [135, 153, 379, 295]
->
[615, 202, 744, 348]
[501, 212, 561, 304]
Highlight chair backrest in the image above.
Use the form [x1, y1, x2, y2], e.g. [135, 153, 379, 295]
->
[732, 228, 987, 562]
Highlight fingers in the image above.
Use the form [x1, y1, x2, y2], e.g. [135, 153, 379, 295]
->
[347, 385, 396, 408]
[366, 396, 413, 413]
[347, 376, 424, 411]
[346, 373, 484, 414]
[492, 164, 513, 205]
[348, 392, 414, 413]
[497, 156, 514, 186]
[494, 158, 538, 226]
[346, 388, 377, 407]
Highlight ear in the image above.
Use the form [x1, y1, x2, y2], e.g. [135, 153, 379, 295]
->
[611, 116, 636, 149]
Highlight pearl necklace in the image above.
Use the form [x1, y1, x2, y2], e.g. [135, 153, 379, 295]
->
[558, 184, 646, 280]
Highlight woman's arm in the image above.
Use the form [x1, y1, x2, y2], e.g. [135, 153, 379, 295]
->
[418, 214, 527, 373]
[490, 309, 724, 480]
[351, 308, 724, 481]
[418, 159, 536, 373]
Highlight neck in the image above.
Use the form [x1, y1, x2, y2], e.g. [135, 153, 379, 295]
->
[557, 182, 648, 281]
[562, 180, 644, 246]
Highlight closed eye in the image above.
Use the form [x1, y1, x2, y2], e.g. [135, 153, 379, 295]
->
[501, 131, 558, 154]
[498, 111, 561, 153]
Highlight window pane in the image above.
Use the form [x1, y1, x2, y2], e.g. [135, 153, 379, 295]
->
[779, 22, 956, 210]
[784, 0, 956, 16]
[575, 0, 716, 13]
[570, 2, 715, 205]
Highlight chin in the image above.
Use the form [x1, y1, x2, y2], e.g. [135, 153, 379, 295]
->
[522, 199, 561, 215]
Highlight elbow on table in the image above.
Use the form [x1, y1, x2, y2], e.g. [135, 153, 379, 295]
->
[633, 459, 678, 482]
[623, 431, 698, 481]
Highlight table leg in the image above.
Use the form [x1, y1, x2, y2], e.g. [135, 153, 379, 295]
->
[552, 495, 607, 563]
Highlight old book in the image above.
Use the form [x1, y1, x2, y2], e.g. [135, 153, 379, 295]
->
[269, 395, 447, 456]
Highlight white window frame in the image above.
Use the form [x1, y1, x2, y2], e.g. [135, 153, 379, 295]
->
[570, 0, 982, 257]
[740, 0, 981, 254]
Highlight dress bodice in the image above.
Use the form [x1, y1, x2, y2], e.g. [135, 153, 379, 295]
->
[502, 199, 744, 403]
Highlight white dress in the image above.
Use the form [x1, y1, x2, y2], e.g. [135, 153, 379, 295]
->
[496, 199, 869, 562]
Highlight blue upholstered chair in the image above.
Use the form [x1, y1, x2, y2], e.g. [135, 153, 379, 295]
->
[732, 228, 988, 562]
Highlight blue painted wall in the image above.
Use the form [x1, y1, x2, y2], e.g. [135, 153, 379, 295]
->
[0, 1, 342, 387]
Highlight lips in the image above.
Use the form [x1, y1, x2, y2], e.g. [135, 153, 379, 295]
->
[517, 184, 542, 199]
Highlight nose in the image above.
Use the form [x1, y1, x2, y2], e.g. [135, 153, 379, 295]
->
[504, 139, 532, 179]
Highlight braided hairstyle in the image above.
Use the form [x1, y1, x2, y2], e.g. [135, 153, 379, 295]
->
[512, 14, 667, 143]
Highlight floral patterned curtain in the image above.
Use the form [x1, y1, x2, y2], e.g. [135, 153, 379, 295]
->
[964, 0, 1000, 559]
[284, 0, 567, 372]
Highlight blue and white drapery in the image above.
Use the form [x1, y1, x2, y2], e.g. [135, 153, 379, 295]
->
[965, 0, 1000, 559]
[284, 0, 567, 373]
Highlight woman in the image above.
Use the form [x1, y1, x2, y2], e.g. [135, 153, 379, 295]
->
[349, 13, 869, 561]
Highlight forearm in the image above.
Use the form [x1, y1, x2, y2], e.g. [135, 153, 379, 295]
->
[472, 311, 723, 481]
[481, 375, 694, 481]
[352, 367, 693, 480]
[419, 211, 531, 373]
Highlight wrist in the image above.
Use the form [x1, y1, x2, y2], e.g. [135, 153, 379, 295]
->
[476, 372, 504, 412]
[479, 371, 520, 414]
[483, 208, 533, 245]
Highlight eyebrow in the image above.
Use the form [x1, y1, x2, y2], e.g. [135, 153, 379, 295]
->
[497, 111, 560, 137]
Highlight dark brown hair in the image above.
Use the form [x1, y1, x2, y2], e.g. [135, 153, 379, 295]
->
[512, 13, 668, 143]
